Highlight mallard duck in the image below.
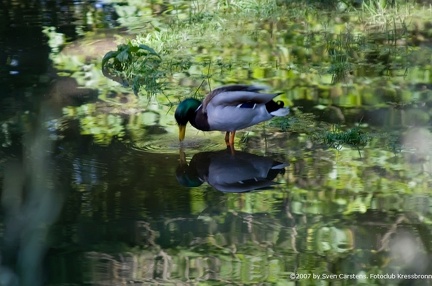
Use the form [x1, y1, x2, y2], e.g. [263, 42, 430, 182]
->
[174, 84, 289, 147]
[176, 149, 288, 193]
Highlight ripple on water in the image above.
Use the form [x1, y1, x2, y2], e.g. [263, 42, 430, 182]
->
[131, 137, 225, 153]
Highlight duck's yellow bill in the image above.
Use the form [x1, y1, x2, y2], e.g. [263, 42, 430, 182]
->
[178, 125, 186, 141]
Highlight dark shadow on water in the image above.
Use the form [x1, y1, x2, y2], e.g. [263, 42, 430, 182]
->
[176, 148, 288, 193]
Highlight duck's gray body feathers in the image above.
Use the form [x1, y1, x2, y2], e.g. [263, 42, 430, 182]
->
[197, 84, 289, 132]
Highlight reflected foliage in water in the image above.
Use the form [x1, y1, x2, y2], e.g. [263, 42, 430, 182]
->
[1, 0, 432, 285]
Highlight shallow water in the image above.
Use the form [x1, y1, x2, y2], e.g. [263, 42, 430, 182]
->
[1, 1, 432, 285]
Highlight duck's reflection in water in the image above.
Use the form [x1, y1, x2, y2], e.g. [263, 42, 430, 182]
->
[176, 148, 288, 193]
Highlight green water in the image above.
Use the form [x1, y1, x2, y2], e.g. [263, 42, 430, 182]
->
[1, 1, 432, 285]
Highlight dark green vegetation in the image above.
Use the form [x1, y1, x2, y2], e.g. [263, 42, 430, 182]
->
[322, 126, 369, 149]
[102, 43, 163, 95]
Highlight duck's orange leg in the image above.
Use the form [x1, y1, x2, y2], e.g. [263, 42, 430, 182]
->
[225, 131, 230, 146]
[229, 131, 236, 146]
[229, 131, 236, 154]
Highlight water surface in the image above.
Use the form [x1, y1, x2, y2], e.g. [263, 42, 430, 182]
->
[1, 1, 432, 285]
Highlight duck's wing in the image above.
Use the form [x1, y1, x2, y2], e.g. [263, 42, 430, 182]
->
[202, 85, 277, 113]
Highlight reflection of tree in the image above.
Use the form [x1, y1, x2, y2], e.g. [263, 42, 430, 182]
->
[48, 192, 432, 284]
[62, 105, 169, 146]
[292, 155, 332, 189]
[1, 106, 65, 286]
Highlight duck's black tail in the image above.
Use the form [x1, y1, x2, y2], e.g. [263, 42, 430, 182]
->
[266, 100, 289, 116]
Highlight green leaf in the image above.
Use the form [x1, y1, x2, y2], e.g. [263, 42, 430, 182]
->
[116, 49, 130, 63]
[138, 44, 161, 58]
[102, 51, 119, 67]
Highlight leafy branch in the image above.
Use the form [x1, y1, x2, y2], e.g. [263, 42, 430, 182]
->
[102, 42, 163, 96]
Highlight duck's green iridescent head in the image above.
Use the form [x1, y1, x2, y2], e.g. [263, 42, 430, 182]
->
[176, 150, 203, 187]
[174, 98, 201, 141]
